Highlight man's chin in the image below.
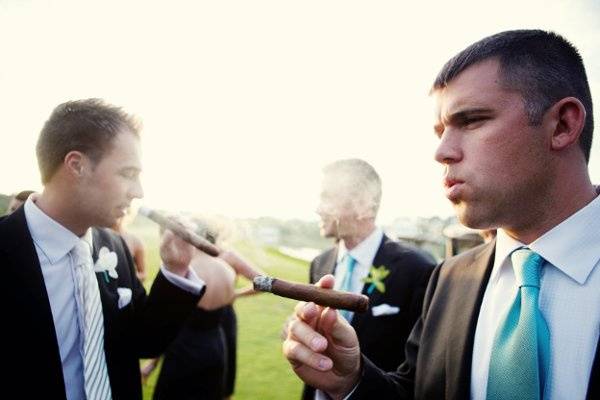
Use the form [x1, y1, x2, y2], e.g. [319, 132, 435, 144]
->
[455, 205, 492, 230]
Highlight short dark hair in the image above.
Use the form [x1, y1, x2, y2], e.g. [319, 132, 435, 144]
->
[433, 29, 594, 162]
[14, 190, 35, 202]
[36, 98, 141, 184]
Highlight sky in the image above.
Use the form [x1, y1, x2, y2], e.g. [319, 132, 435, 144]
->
[1, 0, 599, 223]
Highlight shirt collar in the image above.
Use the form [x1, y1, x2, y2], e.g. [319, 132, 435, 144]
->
[24, 195, 94, 264]
[337, 227, 384, 268]
[493, 193, 600, 285]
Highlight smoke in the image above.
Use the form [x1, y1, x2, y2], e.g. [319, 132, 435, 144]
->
[319, 159, 382, 220]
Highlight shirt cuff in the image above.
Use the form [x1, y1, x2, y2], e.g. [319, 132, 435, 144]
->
[160, 265, 205, 295]
[315, 385, 358, 400]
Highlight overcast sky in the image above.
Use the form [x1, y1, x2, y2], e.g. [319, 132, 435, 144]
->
[1, 0, 599, 223]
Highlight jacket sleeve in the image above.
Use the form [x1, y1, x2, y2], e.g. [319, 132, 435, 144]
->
[349, 262, 442, 399]
[121, 235, 205, 358]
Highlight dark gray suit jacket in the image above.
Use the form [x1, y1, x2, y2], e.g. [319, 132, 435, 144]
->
[1, 206, 205, 400]
[351, 240, 600, 399]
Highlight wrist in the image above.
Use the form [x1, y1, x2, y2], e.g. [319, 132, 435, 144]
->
[329, 360, 362, 400]
[163, 263, 189, 278]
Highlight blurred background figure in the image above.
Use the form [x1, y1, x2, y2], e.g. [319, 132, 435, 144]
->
[111, 209, 147, 282]
[303, 159, 436, 399]
[5, 190, 34, 215]
[144, 216, 264, 400]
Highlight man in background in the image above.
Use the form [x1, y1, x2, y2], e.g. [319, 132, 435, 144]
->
[303, 158, 436, 399]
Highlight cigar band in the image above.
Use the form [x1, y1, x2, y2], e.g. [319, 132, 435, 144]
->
[253, 276, 274, 292]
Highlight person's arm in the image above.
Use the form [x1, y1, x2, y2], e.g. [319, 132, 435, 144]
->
[348, 263, 442, 399]
[132, 237, 147, 283]
[234, 284, 260, 298]
[191, 252, 236, 310]
[125, 230, 205, 358]
[219, 249, 265, 280]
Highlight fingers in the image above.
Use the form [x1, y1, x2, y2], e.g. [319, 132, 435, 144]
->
[284, 318, 333, 371]
[283, 339, 333, 371]
[159, 228, 194, 268]
[294, 301, 323, 330]
[316, 274, 335, 289]
[288, 317, 328, 352]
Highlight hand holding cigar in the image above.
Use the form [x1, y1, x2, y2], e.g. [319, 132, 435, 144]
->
[139, 207, 265, 281]
[254, 276, 369, 313]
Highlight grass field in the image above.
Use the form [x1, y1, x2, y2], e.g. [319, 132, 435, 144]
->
[129, 222, 310, 399]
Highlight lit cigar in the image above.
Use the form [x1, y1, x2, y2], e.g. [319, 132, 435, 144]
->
[138, 206, 221, 257]
[253, 276, 369, 313]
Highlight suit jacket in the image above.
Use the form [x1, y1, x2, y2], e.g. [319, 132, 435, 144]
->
[352, 240, 600, 399]
[303, 234, 436, 399]
[1, 207, 205, 400]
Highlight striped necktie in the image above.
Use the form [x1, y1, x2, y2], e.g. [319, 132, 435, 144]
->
[487, 248, 550, 400]
[339, 254, 357, 321]
[72, 239, 112, 400]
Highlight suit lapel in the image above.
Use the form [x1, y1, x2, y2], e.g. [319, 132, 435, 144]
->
[1, 208, 66, 396]
[445, 240, 495, 398]
[3, 209, 56, 321]
[92, 228, 119, 318]
[314, 246, 338, 281]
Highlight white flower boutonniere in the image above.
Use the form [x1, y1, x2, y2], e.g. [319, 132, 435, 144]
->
[94, 246, 119, 283]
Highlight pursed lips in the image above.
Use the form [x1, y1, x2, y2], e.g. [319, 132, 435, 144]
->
[443, 177, 465, 201]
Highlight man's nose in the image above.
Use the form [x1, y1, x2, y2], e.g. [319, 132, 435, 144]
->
[434, 129, 463, 165]
[130, 178, 144, 200]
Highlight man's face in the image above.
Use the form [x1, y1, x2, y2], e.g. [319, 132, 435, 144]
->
[79, 130, 144, 228]
[433, 59, 552, 230]
[316, 174, 360, 239]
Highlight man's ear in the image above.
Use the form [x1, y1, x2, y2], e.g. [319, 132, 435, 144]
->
[64, 151, 87, 178]
[548, 97, 586, 152]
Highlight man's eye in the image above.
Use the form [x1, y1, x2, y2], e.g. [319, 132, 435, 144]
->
[464, 117, 487, 128]
[121, 171, 137, 179]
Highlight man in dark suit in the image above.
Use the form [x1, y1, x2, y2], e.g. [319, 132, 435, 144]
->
[0, 99, 234, 400]
[283, 30, 600, 399]
[302, 159, 436, 399]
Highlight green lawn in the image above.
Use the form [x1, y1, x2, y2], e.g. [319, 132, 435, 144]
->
[130, 223, 309, 399]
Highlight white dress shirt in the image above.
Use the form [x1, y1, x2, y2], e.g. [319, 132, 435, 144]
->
[24, 196, 205, 400]
[471, 194, 600, 400]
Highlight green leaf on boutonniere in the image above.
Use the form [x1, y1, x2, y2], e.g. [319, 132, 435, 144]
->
[362, 265, 390, 294]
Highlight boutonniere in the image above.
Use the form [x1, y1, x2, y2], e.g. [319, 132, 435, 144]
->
[362, 265, 390, 294]
[94, 247, 118, 283]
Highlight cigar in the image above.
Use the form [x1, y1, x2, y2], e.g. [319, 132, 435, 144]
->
[138, 206, 221, 257]
[253, 276, 369, 313]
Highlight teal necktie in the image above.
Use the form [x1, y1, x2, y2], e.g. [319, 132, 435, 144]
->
[487, 248, 550, 400]
[339, 254, 357, 321]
